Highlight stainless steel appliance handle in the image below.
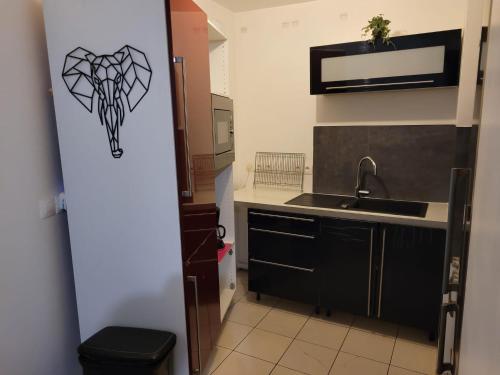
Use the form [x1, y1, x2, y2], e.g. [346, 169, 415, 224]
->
[249, 227, 316, 239]
[377, 228, 387, 318]
[249, 211, 315, 223]
[187, 275, 202, 374]
[173, 56, 193, 198]
[437, 303, 458, 374]
[250, 258, 315, 273]
[367, 228, 374, 317]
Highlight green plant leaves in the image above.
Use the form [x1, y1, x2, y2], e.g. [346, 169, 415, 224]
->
[362, 14, 394, 47]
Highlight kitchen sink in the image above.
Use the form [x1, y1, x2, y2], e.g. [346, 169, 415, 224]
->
[285, 193, 428, 218]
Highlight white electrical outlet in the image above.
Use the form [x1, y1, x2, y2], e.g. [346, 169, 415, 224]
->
[55, 192, 66, 214]
[39, 192, 66, 219]
[39, 199, 57, 219]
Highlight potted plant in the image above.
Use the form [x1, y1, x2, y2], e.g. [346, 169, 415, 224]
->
[362, 14, 394, 47]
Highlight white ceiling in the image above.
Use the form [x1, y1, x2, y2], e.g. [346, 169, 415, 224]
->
[213, 0, 317, 12]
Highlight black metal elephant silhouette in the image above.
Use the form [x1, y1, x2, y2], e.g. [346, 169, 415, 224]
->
[62, 46, 152, 158]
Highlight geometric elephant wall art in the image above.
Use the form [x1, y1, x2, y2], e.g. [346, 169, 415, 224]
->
[62, 46, 152, 158]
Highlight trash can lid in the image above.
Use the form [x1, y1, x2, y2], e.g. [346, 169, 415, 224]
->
[78, 327, 176, 365]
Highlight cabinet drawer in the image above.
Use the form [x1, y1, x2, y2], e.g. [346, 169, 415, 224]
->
[249, 260, 319, 305]
[249, 228, 317, 270]
[248, 209, 318, 235]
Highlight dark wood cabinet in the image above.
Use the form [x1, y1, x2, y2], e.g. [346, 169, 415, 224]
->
[247, 209, 446, 334]
[377, 225, 446, 333]
[184, 258, 221, 374]
[248, 210, 320, 306]
[320, 219, 376, 317]
[166, 0, 220, 373]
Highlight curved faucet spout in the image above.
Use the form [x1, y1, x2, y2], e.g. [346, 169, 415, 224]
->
[355, 156, 377, 198]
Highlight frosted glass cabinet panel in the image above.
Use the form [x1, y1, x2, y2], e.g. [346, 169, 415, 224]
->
[321, 46, 445, 83]
[311, 29, 461, 94]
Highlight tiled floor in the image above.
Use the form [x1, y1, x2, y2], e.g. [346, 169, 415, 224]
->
[204, 270, 438, 375]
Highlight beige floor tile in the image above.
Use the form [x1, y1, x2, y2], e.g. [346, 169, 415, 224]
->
[329, 352, 389, 375]
[212, 351, 274, 375]
[388, 366, 425, 375]
[351, 316, 399, 337]
[232, 290, 247, 304]
[391, 339, 437, 374]
[397, 326, 436, 347]
[227, 301, 271, 327]
[312, 310, 354, 327]
[257, 309, 309, 338]
[216, 321, 253, 349]
[272, 298, 315, 316]
[272, 366, 307, 375]
[237, 269, 248, 283]
[233, 271, 249, 302]
[279, 339, 338, 375]
[235, 328, 293, 363]
[203, 346, 231, 375]
[239, 292, 278, 308]
[341, 329, 395, 363]
[297, 319, 349, 350]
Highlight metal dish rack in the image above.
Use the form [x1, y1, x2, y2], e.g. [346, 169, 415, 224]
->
[253, 152, 306, 191]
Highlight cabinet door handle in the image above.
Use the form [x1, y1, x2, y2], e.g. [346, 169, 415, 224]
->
[250, 258, 315, 273]
[325, 79, 434, 91]
[249, 211, 315, 223]
[377, 228, 387, 318]
[173, 56, 193, 198]
[250, 227, 315, 239]
[367, 228, 374, 317]
[187, 275, 202, 374]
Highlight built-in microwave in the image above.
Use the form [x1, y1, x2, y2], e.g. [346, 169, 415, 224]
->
[211, 94, 235, 172]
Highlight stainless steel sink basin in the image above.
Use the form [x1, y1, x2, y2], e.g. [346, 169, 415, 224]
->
[285, 193, 428, 218]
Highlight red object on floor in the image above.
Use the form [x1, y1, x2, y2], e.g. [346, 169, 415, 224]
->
[218, 243, 232, 263]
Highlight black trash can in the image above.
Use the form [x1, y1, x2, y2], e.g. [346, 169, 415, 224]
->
[78, 327, 176, 375]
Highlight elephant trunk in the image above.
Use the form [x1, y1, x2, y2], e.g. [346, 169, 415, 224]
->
[98, 94, 125, 158]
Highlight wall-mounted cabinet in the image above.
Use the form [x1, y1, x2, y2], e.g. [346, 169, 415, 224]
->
[310, 29, 462, 94]
[208, 20, 230, 96]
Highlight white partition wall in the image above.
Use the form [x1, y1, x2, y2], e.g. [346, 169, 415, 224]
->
[43, 1, 189, 374]
[460, 0, 500, 373]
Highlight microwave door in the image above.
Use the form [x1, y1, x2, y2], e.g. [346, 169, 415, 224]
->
[214, 109, 232, 155]
[437, 168, 472, 375]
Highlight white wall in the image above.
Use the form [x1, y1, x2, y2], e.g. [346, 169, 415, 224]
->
[459, 0, 500, 373]
[43, 1, 189, 374]
[456, 0, 487, 126]
[0, 1, 81, 374]
[231, 0, 469, 186]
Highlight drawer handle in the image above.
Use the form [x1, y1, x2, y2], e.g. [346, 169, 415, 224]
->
[250, 227, 316, 239]
[249, 212, 315, 223]
[250, 258, 315, 273]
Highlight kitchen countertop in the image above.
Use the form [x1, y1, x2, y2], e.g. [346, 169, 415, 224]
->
[234, 188, 449, 229]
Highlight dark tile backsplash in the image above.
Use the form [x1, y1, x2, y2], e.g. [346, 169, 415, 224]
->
[313, 125, 478, 202]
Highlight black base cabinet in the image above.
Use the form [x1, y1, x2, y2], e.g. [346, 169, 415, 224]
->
[247, 209, 446, 334]
[376, 225, 446, 333]
[248, 210, 320, 306]
[320, 219, 376, 317]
